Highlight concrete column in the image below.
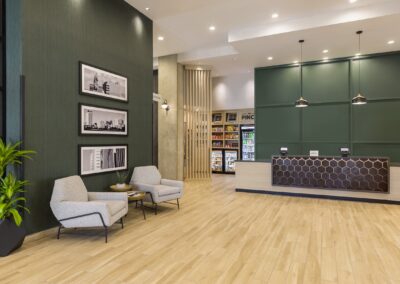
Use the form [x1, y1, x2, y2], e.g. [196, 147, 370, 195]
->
[158, 55, 184, 180]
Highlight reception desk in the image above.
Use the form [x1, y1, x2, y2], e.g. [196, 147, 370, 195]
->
[236, 157, 400, 203]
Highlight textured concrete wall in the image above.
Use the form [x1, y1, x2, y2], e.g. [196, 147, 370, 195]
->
[158, 55, 184, 180]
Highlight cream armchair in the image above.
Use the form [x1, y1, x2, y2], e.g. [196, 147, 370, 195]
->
[130, 166, 184, 215]
[50, 176, 128, 243]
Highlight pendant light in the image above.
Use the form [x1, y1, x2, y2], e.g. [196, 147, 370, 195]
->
[295, 39, 309, 108]
[352, 30, 367, 105]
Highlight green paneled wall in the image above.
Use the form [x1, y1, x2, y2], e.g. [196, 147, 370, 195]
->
[255, 52, 400, 163]
[15, 0, 153, 233]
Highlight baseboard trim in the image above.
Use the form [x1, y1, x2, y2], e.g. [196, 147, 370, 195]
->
[236, 188, 400, 205]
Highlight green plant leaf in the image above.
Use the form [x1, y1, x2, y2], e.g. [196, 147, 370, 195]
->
[0, 139, 34, 225]
[9, 208, 22, 226]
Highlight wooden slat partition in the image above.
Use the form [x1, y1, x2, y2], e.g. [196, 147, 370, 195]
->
[183, 66, 212, 179]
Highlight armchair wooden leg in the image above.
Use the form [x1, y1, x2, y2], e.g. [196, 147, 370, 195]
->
[120, 218, 124, 229]
[177, 199, 180, 209]
[154, 203, 158, 215]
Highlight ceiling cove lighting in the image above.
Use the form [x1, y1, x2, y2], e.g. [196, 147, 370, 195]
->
[295, 39, 309, 108]
[157, 36, 164, 41]
[352, 30, 367, 105]
[271, 13, 279, 19]
[388, 40, 395, 45]
[209, 26, 216, 31]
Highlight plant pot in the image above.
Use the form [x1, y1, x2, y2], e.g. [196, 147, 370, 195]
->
[0, 219, 26, 257]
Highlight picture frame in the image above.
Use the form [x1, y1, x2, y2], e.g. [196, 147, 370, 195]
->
[212, 113, 223, 124]
[226, 112, 237, 123]
[79, 145, 128, 176]
[79, 104, 128, 136]
[79, 61, 128, 102]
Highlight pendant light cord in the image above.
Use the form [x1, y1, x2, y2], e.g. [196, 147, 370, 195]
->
[358, 31, 362, 95]
[300, 40, 304, 98]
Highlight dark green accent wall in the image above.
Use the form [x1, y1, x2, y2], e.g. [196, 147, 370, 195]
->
[255, 52, 400, 163]
[5, 0, 22, 144]
[8, 0, 153, 234]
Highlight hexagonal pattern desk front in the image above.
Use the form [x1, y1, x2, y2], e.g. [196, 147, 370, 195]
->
[271, 156, 389, 193]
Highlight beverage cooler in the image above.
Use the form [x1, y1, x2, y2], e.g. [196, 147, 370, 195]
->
[211, 149, 238, 174]
[224, 150, 238, 174]
[211, 150, 224, 173]
[241, 125, 255, 161]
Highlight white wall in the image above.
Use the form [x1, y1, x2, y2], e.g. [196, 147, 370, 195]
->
[212, 73, 254, 110]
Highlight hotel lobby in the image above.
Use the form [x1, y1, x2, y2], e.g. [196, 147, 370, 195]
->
[2, 0, 400, 283]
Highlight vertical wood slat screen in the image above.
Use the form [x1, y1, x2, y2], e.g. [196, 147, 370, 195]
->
[183, 67, 212, 179]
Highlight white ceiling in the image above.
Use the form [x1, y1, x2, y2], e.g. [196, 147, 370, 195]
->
[126, 0, 400, 77]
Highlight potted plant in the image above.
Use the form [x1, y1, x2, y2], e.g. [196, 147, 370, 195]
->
[0, 140, 35, 257]
[115, 171, 129, 189]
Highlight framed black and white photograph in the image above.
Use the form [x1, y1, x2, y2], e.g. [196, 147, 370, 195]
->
[80, 62, 128, 102]
[79, 145, 128, 176]
[80, 104, 128, 136]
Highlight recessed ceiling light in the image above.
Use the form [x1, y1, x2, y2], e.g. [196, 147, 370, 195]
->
[271, 13, 279, 19]
[388, 40, 395, 45]
[349, 0, 357, 3]
[209, 26, 216, 31]
[355, 52, 361, 57]
[267, 56, 273, 61]
[145, 7, 150, 11]
[293, 60, 299, 64]
[158, 36, 164, 41]
[323, 49, 329, 53]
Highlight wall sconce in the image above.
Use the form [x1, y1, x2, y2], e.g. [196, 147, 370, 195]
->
[161, 100, 170, 111]
[340, 147, 350, 158]
[280, 147, 288, 156]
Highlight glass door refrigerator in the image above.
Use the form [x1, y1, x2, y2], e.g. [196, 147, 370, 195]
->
[211, 150, 224, 173]
[224, 150, 238, 174]
[241, 125, 255, 161]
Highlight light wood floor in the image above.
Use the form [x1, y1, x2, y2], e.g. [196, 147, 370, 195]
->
[2, 175, 400, 283]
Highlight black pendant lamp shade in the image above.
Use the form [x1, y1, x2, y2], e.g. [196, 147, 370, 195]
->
[352, 30, 367, 105]
[352, 93, 367, 105]
[295, 96, 309, 107]
[295, 39, 309, 108]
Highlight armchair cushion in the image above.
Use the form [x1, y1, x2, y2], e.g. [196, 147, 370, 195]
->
[131, 165, 161, 185]
[51, 201, 111, 227]
[52, 175, 88, 202]
[156, 185, 181, 197]
[134, 183, 158, 196]
[100, 200, 126, 216]
[161, 179, 184, 188]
